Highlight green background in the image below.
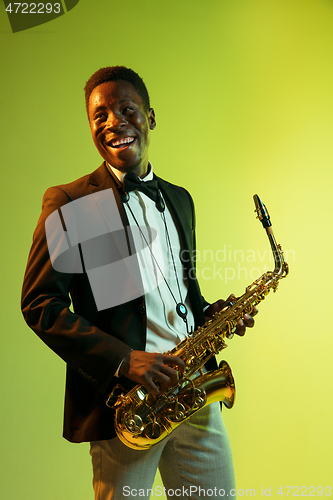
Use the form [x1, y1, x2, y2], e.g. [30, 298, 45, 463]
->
[1, 0, 332, 498]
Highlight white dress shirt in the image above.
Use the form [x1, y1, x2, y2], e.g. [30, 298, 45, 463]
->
[108, 163, 195, 354]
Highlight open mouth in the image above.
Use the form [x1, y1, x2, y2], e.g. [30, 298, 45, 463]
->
[108, 137, 136, 149]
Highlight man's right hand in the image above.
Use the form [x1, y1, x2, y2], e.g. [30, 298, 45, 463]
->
[119, 350, 185, 397]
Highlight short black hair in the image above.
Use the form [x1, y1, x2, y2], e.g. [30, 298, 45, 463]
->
[84, 66, 151, 118]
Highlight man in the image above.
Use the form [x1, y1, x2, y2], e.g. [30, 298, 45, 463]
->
[22, 66, 256, 499]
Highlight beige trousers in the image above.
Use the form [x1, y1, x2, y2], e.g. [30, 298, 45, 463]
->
[90, 403, 236, 500]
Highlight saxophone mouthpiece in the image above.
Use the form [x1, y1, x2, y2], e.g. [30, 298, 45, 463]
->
[253, 194, 272, 229]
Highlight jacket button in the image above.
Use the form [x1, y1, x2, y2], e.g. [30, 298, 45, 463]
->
[138, 304, 146, 314]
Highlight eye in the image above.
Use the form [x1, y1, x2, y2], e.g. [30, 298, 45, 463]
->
[122, 106, 134, 114]
[94, 112, 107, 122]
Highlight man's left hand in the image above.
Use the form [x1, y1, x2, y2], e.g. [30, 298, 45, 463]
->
[204, 294, 258, 336]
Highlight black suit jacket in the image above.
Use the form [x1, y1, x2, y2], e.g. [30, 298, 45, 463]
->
[21, 162, 217, 442]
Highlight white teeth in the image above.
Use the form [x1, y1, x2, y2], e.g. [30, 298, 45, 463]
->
[111, 137, 135, 147]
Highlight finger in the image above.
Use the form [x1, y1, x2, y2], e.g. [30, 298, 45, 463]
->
[235, 318, 246, 336]
[226, 294, 236, 303]
[162, 354, 185, 372]
[143, 371, 171, 396]
[160, 364, 181, 387]
[243, 313, 255, 328]
[216, 295, 236, 309]
[204, 297, 235, 321]
[154, 373, 172, 394]
[251, 306, 258, 317]
[214, 299, 227, 309]
[204, 302, 222, 320]
[143, 355, 184, 395]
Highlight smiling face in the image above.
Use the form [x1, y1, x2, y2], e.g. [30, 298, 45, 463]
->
[88, 80, 156, 178]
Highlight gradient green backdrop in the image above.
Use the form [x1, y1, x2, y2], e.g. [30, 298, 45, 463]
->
[1, 0, 332, 498]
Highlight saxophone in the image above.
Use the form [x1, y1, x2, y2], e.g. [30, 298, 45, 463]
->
[106, 195, 289, 450]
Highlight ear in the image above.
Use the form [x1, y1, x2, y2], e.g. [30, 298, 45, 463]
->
[148, 108, 156, 130]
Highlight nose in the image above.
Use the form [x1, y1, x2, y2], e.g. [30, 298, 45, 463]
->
[105, 111, 127, 131]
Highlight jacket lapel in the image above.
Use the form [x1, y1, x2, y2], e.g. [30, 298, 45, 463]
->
[88, 162, 129, 228]
[156, 176, 194, 254]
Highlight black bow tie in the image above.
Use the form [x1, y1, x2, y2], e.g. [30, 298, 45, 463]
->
[123, 171, 165, 212]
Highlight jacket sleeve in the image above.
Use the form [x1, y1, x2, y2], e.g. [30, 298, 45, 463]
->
[21, 186, 132, 393]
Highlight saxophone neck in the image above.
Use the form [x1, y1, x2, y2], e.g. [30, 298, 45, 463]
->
[253, 195, 289, 278]
[267, 229, 288, 277]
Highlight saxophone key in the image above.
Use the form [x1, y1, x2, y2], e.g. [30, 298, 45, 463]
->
[165, 402, 186, 422]
[124, 413, 144, 434]
[144, 421, 162, 439]
[181, 388, 207, 411]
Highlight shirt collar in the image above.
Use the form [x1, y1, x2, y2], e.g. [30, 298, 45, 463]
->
[107, 162, 154, 184]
